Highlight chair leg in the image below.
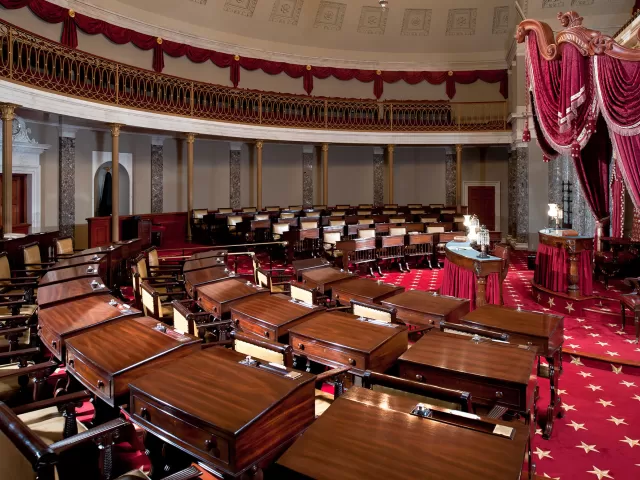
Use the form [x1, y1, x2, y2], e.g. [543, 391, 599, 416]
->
[621, 303, 626, 329]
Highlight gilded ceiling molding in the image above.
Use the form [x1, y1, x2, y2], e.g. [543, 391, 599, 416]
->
[516, 10, 640, 61]
[46, 0, 507, 71]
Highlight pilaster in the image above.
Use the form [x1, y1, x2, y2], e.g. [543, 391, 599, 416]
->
[229, 142, 242, 209]
[58, 127, 77, 238]
[302, 145, 314, 208]
[150, 136, 165, 214]
[373, 146, 384, 207]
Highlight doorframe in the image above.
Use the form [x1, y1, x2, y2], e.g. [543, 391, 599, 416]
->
[462, 181, 500, 231]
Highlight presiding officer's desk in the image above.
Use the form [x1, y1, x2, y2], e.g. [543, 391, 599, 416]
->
[275, 386, 530, 480]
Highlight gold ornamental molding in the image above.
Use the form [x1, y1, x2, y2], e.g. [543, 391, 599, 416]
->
[516, 10, 640, 61]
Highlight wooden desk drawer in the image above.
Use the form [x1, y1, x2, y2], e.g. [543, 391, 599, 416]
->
[67, 352, 112, 401]
[131, 395, 230, 465]
[399, 364, 522, 410]
[395, 308, 439, 327]
[232, 314, 277, 341]
[199, 297, 223, 317]
[292, 336, 365, 370]
[38, 325, 62, 360]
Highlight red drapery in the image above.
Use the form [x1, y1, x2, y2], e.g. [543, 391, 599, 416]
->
[611, 161, 626, 238]
[534, 244, 593, 296]
[440, 259, 501, 310]
[579, 250, 594, 296]
[0, 0, 508, 97]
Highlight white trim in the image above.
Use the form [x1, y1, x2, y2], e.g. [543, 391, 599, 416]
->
[462, 181, 501, 231]
[92, 152, 133, 216]
[0, 81, 512, 146]
[46, 0, 507, 71]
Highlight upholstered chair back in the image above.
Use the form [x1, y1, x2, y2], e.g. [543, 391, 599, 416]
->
[357, 229, 376, 239]
[383, 210, 397, 215]
[254, 214, 269, 221]
[192, 209, 208, 219]
[390, 217, 406, 224]
[357, 210, 372, 216]
[427, 226, 445, 233]
[289, 205, 302, 211]
[280, 212, 295, 219]
[389, 227, 407, 236]
[227, 215, 243, 226]
[0, 254, 11, 285]
[147, 248, 160, 268]
[421, 217, 438, 223]
[242, 207, 256, 213]
[329, 220, 345, 227]
[291, 284, 315, 304]
[23, 244, 42, 271]
[218, 208, 233, 213]
[234, 339, 285, 365]
[272, 223, 290, 235]
[353, 303, 393, 323]
[265, 206, 281, 212]
[55, 237, 74, 255]
[358, 219, 373, 225]
[300, 221, 317, 230]
[323, 231, 342, 245]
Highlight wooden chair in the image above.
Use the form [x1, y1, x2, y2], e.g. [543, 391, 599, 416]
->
[20, 243, 54, 277]
[172, 299, 232, 344]
[290, 283, 319, 305]
[0, 252, 38, 303]
[53, 237, 80, 259]
[191, 208, 209, 242]
[322, 231, 343, 263]
[0, 348, 58, 406]
[140, 281, 186, 323]
[493, 243, 512, 283]
[242, 207, 257, 213]
[255, 268, 290, 294]
[0, 391, 137, 480]
[272, 223, 290, 241]
[351, 300, 396, 323]
[218, 208, 233, 214]
[130, 255, 181, 309]
[621, 277, 640, 343]
[361, 371, 474, 413]
[146, 247, 182, 279]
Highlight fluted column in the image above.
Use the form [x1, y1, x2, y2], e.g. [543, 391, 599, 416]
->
[186, 133, 196, 241]
[387, 144, 395, 205]
[256, 141, 263, 211]
[109, 124, 122, 242]
[322, 143, 329, 205]
[455, 144, 463, 207]
[1, 103, 18, 235]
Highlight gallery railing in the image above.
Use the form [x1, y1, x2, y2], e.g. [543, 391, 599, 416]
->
[0, 20, 509, 132]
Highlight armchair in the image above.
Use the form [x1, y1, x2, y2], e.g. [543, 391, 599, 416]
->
[130, 255, 181, 309]
[20, 243, 54, 277]
[255, 268, 291, 294]
[140, 281, 186, 323]
[172, 299, 233, 344]
[145, 247, 182, 279]
[621, 277, 640, 343]
[0, 348, 58, 405]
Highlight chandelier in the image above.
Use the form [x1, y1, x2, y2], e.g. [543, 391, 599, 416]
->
[379, 0, 388, 8]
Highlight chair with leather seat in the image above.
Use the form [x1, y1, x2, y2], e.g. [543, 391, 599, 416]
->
[322, 231, 343, 265]
[53, 237, 81, 260]
[130, 255, 181, 309]
[140, 281, 186, 323]
[621, 277, 640, 343]
[255, 268, 290, 294]
[145, 247, 182, 279]
[20, 243, 54, 277]
[0, 348, 58, 406]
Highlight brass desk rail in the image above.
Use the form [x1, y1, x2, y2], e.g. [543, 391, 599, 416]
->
[0, 20, 509, 133]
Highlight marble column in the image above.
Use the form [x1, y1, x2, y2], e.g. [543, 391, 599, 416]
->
[548, 155, 594, 236]
[150, 136, 164, 214]
[109, 124, 122, 242]
[1, 103, 18, 234]
[455, 144, 463, 207]
[513, 147, 529, 244]
[444, 147, 456, 206]
[229, 143, 241, 209]
[302, 145, 314, 208]
[373, 147, 384, 207]
[256, 140, 263, 211]
[322, 144, 329, 205]
[58, 127, 77, 238]
[186, 133, 196, 241]
[387, 145, 395, 205]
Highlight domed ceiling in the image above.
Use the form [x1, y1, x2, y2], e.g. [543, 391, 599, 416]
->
[62, 0, 635, 68]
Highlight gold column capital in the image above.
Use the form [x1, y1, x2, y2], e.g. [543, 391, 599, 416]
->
[255, 140, 264, 150]
[321, 143, 329, 153]
[387, 144, 395, 154]
[109, 123, 123, 137]
[0, 103, 19, 121]
[455, 144, 463, 154]
[186, 133, 197, 144]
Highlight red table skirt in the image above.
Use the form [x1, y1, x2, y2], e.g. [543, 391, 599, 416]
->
[534, 244, 593, 296]
[440, 259, 501, 310]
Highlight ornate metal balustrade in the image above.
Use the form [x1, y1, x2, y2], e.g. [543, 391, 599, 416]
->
[0, 21, 508, 132]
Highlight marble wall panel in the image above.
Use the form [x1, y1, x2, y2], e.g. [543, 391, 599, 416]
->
[373, 149, 384, 206]
[151, 144, 163, 213]
[445, 150, 456, 206]
[302, 150, 314, 208]
[58, 136, 75, 238]
[230, 147, 241, 209]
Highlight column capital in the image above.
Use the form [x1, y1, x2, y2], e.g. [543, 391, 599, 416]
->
[230, 142, 243, 151]
[302, 145, 314, 154]
[455, 144, 463, 154]
[255, 140, 264, 150]
[321, 143, 329, 152]
[151, 135, 166, 146]
[373, 146, 384, 155]
[0, 103, 19, 121]
[109, 123, 123, 137]
[58, 125, 80, 139]
[186, 133, 197, 144]
[387, 144, 395, 153]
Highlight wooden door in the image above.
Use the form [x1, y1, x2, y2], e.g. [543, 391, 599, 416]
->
[467, 185, 496, 231]
[0, 174, 28, 225]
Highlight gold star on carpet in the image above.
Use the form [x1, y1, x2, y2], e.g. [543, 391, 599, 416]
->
[570, 355, 584, 366]
[565, 302, 574, 313]
[565, 335, 573, 340]
[586, 384, 602, 392]
[576, 441, 599, 453]
[624, 339, 637, 344]
[620, 381, 636, 388]
[568, 420, 587, 431]
[562, 403, 576, 412]
[578, 371, 593, 378]
[587, 466, 613, 479]
[534, 447, 553, 460]
[557, 389, 567, 395]
[543, 474, 560, 480]
[576, 318, 586, 323]
[535, 428, 543, 435]
[606, 351, 620, 357]
[633, 394, 640, 402]
[595, 341, 609, 347]
[568, 344, 581, 349]
[615, 330, 626, 335]
[583, 325, 594, 330]
[620, 436, 640, 448]
[596, 399, 614, 407]
[588, 333, 601, 338]
[548, 297, 555, 307]
[611, 365, 623, 374]
[607, 323, 617, 328]
[607, 416, 627, 426]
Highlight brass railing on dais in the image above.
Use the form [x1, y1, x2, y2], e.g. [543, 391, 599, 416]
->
[0, 21, 509, 132]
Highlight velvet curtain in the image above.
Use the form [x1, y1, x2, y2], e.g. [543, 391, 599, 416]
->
[440, 259, 501, 310]
[534, 244, 568, 293]
[0, 0, 508, 98]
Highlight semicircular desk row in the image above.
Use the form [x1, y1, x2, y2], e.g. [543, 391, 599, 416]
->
[2, 242, 564, 480]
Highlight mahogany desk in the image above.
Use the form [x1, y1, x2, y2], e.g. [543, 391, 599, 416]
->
[37, 293, 141, 360]
[72, 244, 126, 289]
[38, 263, 104, 287]
[47, 253, 107, 271]
[37, 276, 110, 309]
[398, 330, 536, 414]
[288, 310, 408, 374]
[196, 278, 269, 319]
[292, 257, 331, 281]
[381, 291, 470, 328]
[65, 317, 199, 407]
[275, 387, 529, 480]
[0, 228, 59, 269]
[442, 241, 503, 308]
[403, 232, 434, 268]
[335, 237, 377, 273]
[189, 249, 228, 260]
[184, 266, 233, 298]
[461, 305, 564, 439]
[230, 293, 323, 342]
[300, 267, 355, 294]
[184, 256, 226, 273]
[331, 278, 405, 306]
[283, 228, 321, 262]
[128, 347, 315, 478]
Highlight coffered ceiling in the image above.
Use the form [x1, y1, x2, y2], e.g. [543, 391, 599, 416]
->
[55, 0, 635, 69]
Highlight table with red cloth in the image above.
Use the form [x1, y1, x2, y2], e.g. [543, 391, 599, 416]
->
[534, 229, 594, 297]
[440, 241, 504, 310]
